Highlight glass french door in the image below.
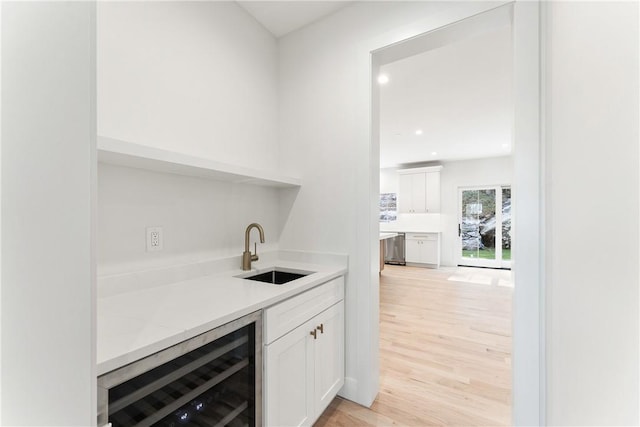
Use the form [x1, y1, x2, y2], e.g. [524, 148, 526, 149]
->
[458, 186, 511, 269]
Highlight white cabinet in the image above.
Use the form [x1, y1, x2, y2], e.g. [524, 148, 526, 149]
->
[398, 166, 442, 213]
[313, 302, 344, 415]
[399, 173, 425, 213]
[405, 233, 440, 267]
[264, 314, 314, 427]
[264, 277, 345, 427]
[424, 171, 441, 212]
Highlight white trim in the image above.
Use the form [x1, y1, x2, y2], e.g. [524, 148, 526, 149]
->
[90, 1, 98, 423]
[511, 2, 543, 425]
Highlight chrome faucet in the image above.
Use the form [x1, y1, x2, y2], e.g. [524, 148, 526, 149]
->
[242, 223, 265, 270]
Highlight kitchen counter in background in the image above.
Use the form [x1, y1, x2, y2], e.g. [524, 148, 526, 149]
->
[97, 251, 347, 376]
[380, 222, 442, 268]
[379, 232, 398, 272]
[379, 232, 398, 241]
[381, 228, 441, 234]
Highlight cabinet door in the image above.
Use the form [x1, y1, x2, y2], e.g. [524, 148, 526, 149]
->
[314, 301, 345, 417]
[405, 239, 421, 263]
[406, 234, 439, 265]
[422, 239, 438, 264]
[265, 321, 314, 427]
[425, 172, 440, 213]
[398, 174, 413, 213]
[411, 173, 427, 213]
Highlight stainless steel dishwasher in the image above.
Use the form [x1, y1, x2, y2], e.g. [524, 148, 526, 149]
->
[384, 232, 406, 265]
[97, 311, 262, 427]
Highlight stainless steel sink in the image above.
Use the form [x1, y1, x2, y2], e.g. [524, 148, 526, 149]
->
[238, 268, 313, 285]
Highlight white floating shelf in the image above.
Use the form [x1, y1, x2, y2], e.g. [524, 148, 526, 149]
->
[97, 136, 301, 188]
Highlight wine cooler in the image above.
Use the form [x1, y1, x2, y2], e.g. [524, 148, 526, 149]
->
[98, 311, 262, 427]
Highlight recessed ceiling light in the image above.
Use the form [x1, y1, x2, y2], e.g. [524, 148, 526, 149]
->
[377, 74, 389, 85]
[415, 129, 423, 135]
[431, 152, 437, 156]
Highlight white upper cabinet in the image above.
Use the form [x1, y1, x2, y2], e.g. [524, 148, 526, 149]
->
[398, 166, 442, 213]
[399, 173, 425, 213]
[424, 171, 441, 212]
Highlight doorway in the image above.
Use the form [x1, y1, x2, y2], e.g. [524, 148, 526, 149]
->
[369, 2, 542, 424]
[376, 8, 515, 422]
[459, 186, 512, 269]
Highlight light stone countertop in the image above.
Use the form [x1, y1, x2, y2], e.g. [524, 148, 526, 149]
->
[380, 230, 441, 234]
[379, 232, 398, 240]
[97, 259, 347, 376]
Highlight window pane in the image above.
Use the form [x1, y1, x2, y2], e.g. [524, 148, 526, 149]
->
[461, 189, 496, 260]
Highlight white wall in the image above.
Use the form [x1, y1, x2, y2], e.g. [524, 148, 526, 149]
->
[97, 1, 278, 171]
[98, 164, 282, 276]
[278, 0, 510, 408]
[97, 2, 284, 277]
[1, 2, 95, 424]
[379, 167, 397, 194]
[545, 2, 639, 425]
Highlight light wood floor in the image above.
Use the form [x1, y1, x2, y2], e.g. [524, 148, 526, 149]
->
[315, 265, 513, 426]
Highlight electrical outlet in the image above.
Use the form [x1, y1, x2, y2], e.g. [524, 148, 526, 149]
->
[146, 226, 163, 252]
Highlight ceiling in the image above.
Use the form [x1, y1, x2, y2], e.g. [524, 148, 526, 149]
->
[379, 25, 513, 168]
[235, 1, 512, 167]
[237, 1, 353, 38]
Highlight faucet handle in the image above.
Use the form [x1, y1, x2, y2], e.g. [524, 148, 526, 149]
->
[251, 242, 259, 261]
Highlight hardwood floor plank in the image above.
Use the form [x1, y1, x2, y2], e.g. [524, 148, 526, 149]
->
[314, 265, 512, 426]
